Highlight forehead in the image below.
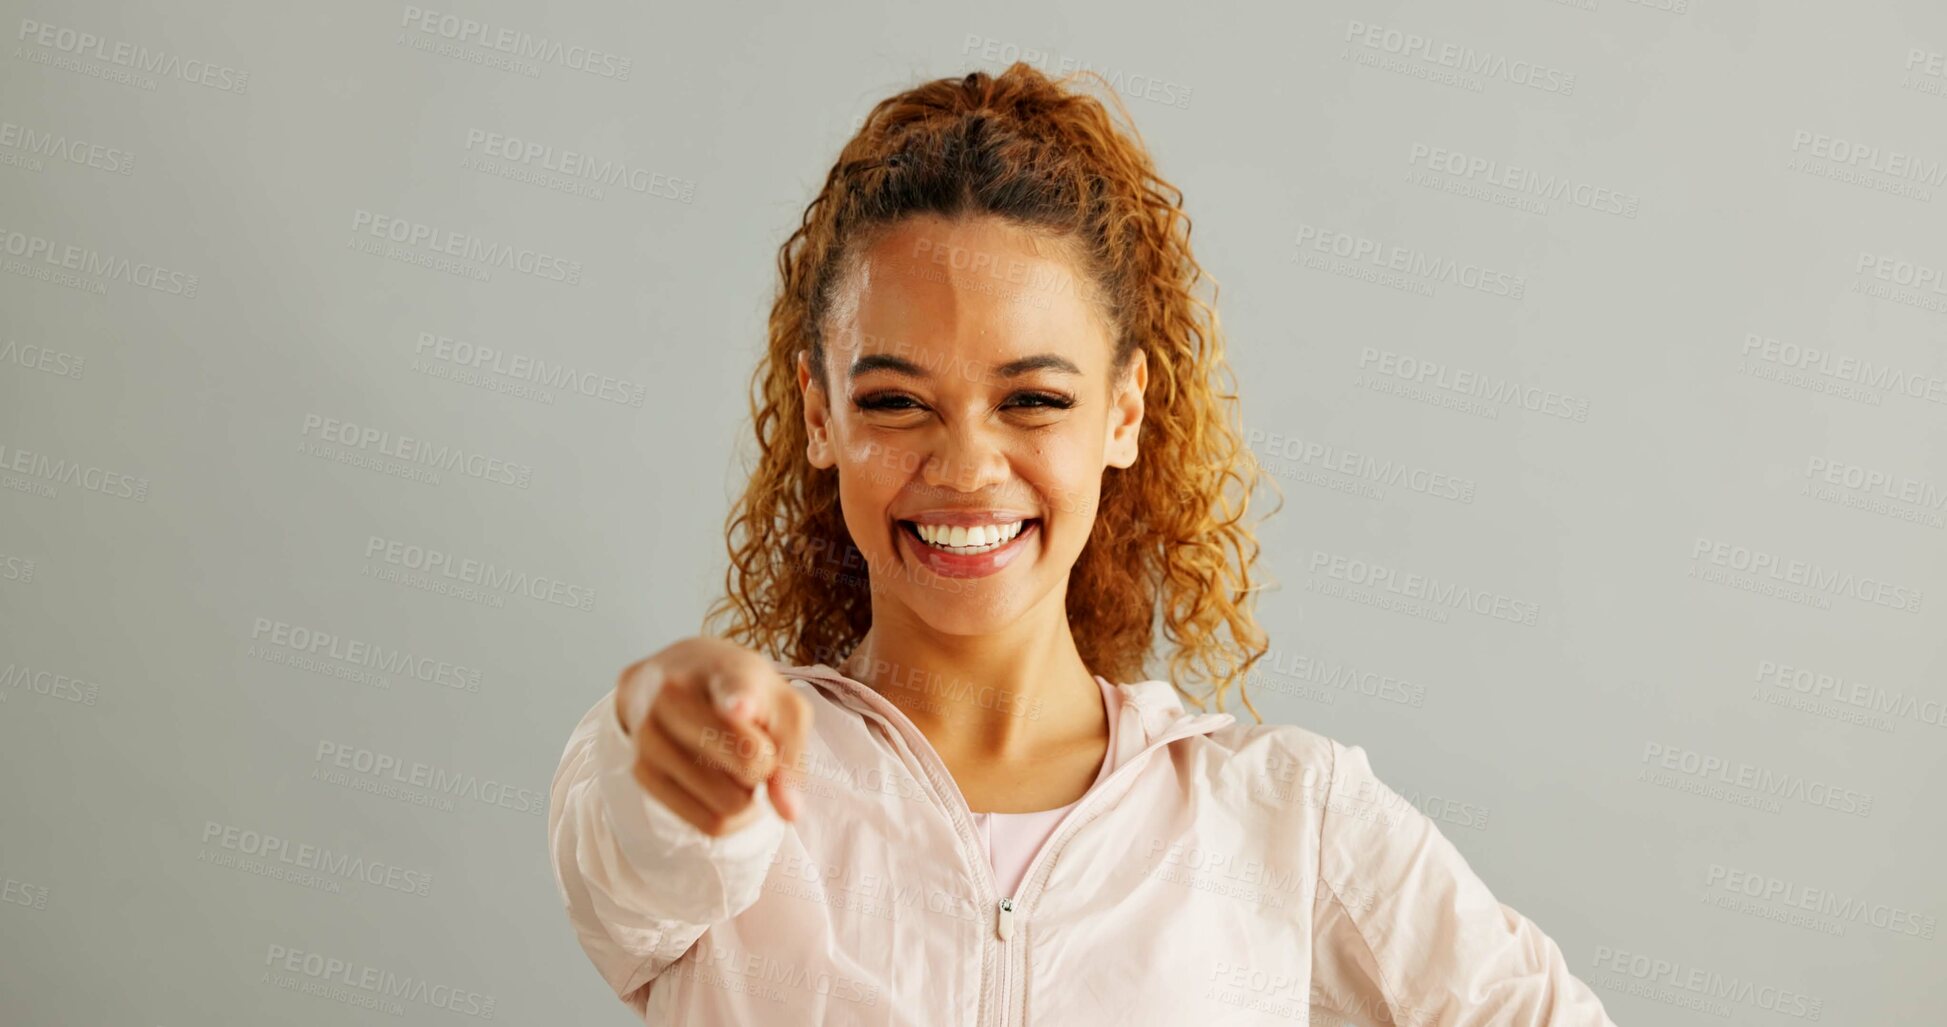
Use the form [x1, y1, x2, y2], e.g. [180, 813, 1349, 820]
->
[829, 215, 1111, 376]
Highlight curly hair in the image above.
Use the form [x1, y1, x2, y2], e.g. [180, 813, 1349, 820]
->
[700, 62, 1284, 722]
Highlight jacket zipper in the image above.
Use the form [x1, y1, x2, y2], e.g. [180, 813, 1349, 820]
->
[996, 897, 1014, 1027]
[988, 717, 1230, 1026]
[797, 669, 1232, 1027]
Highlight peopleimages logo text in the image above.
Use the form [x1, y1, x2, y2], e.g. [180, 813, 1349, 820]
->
[202, 821, 434, 896]
[1293, 224, 1526, 298]
[300, 414, 533, 488]
[1343, 20, 1575, 94]
[363, 536, 596, 612]
[314, 741, 544, 815]
[250, 617, 483, 693]
[0, 442, 150, 499]
[462, 131, 691, 201]
[399, 6, 631, 79]
[0, 120, 135, 174]
[15, 19, 250, 92]
[264, 943, 495, 1017]
[0, 225, 198, 296]
[350, 209, 583, 284]
[414, 332, 648, 407]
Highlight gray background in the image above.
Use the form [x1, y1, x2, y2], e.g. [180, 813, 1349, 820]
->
[3, 0, 1943, 1023]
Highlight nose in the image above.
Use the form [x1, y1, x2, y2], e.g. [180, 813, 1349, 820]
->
[920, 422, 1010, 493]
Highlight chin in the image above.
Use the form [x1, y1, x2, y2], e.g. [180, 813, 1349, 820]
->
[896, 580, 1032, 636]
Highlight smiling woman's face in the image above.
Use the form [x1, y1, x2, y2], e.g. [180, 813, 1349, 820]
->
[798, 213, 1146, 637]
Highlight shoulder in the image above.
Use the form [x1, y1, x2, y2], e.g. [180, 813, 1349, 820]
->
[1200, 718, 1344, 780]
[1195, 720, 1410, 823]
[769, 660, 856, 708]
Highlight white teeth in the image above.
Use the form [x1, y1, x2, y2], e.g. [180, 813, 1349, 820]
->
[911, 520, 1026, 553]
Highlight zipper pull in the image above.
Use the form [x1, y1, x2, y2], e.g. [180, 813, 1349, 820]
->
[996, 897, 1015, 941]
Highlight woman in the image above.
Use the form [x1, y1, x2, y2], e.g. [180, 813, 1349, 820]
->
[548, 64, 1620, 1026]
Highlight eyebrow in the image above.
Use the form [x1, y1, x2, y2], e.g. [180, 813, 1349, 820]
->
[848, 353, 1082, 380]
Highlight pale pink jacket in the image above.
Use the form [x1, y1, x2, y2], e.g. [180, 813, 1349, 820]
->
[547, 660, 1620, 1026]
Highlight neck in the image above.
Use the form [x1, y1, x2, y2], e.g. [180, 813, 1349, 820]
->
[839, 590, 1105, 763]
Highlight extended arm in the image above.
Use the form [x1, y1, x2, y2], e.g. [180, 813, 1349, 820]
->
[546, 686, 789, 1012]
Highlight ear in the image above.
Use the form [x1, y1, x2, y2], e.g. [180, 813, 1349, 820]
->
[1104, 348, 1146, 469]
[798, 348, 837, 470]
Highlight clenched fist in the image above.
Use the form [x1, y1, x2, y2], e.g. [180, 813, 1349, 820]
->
[614, 636, 814, 836]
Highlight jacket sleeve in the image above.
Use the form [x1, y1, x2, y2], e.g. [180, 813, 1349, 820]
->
[547, 685, 789, 1012]
[1309, 740, 1619, 1027]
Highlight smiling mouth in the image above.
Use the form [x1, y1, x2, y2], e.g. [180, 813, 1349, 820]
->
[897, 518, 1041, 555]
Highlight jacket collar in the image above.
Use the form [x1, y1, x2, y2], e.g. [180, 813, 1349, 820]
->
[1117, 678, 1237, 742]
[781, 662, 1236, 758]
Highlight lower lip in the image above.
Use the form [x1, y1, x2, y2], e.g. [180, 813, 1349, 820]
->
[899, 520, 1038, 579]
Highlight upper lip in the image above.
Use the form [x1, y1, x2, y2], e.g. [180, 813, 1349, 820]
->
[895, 509, 1039, 527]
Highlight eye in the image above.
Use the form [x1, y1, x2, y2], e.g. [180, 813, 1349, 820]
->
[851, 390, 1076, 415]
[854, 392, 922, 412]
[1005, 391, 1076, 411]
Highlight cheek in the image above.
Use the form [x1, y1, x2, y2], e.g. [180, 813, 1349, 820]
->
[1022, 442, 1101, 522]
[838, 438, 910, 493]
[833, 441, 908, 551]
